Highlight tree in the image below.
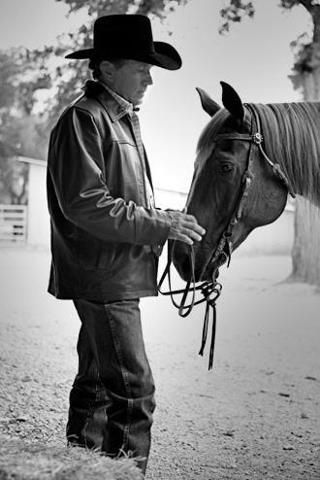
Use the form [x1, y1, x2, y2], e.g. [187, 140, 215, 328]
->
[0, 49, 49, 204]
[288, 2, 320, 285]
[41, 0, 189, 122]
[219, 0, 320, 287]
[0, 1, 189, 205]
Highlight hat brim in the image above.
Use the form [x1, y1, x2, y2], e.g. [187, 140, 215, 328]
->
[65, 41, 182, 70]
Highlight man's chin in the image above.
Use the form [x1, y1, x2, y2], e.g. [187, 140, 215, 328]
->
[133, 95, 144, 106]
[134, 89, 149, 105]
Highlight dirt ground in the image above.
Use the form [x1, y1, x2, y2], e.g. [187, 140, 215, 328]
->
[0, 246, 319, 480]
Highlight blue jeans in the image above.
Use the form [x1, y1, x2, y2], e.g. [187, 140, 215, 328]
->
[67, 298, 155, 475]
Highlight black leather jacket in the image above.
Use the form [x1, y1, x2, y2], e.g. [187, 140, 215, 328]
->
[47, 81, 172, 302]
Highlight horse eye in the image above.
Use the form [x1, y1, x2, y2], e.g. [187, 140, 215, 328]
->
[220, 163, 233, 173]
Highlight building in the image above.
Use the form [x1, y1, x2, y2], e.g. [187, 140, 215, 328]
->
[18, 156, 50, 247]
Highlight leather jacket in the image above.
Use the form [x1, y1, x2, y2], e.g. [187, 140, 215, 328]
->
[47, 81, 172, 302]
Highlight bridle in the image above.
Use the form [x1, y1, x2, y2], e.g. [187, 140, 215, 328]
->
[158, 104, 296, 370]
[158, 242, 222, 370]
[199, 104, 296, 281]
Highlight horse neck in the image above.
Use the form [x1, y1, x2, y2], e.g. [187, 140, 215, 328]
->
[252, 102, 320, 207]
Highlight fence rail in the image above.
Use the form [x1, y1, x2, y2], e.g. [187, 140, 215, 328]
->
[0, 204, 27, 244]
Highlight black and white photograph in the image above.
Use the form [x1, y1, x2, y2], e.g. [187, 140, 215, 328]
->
[0, 0, 319, 478]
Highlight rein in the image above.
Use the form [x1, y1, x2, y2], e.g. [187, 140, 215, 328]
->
[157, 241, 222, 370]
[158, 104, 296, 371]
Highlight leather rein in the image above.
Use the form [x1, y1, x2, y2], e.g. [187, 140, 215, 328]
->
[158, 104, 295, 370]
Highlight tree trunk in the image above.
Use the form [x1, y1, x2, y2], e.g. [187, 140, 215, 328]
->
[290, 64, 320, 286]
[291, 196, 320, 284]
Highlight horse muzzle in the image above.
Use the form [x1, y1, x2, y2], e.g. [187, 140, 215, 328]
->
[172, 242, 196, 282]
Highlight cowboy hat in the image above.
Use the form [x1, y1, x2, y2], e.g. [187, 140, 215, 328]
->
[65, 14, 182, 71]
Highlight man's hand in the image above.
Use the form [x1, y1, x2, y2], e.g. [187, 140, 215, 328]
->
[167, 211, 206, 245]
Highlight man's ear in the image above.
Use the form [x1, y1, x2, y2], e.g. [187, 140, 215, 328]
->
[99, 60, 116, 81]
[220, 81, 244, 122]
[196, 87, 221, 117]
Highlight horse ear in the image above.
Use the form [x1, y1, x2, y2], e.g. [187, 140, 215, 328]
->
[220, 81, 244, 121]
[196, 87, 221, 117]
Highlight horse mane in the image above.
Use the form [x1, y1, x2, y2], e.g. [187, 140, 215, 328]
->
[197, 101, 320, 204]
[248, 102, 320, 203]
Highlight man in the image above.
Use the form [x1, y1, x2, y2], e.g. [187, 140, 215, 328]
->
[47, 14, 205, 475]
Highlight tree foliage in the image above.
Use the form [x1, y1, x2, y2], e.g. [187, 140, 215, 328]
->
[0, 49, 49, 204]
[32, 0, 311, 118]
[218, 0, 312, 34]
[219, 0, 254, 34]
[56, 0, 187, 17]
[0, 0, 190, 204]
[38, 0, 188, 120]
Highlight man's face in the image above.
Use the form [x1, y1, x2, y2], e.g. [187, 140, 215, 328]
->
[102, 59, 153, 106]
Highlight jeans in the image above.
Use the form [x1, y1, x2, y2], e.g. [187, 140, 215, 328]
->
[67, 298, 155, 475]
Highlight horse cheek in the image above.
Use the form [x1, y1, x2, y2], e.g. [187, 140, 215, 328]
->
[230, 221, 253, 251]
[247, 182, 287, 228]
[188, 189, 212, 235]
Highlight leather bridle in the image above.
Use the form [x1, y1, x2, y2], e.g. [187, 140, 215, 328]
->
[200, 104, 296, 280]
[158, 104, 295, 370]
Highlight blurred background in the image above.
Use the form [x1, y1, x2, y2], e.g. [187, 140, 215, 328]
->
[0, 0, 318, 279]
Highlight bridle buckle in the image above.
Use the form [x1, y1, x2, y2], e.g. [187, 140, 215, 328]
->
[252, 132, 263, 144]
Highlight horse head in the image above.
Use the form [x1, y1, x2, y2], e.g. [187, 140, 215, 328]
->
[173, 82, 288, 282]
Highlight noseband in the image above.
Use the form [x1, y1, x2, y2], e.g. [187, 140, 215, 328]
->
[158, 105, 295, 370]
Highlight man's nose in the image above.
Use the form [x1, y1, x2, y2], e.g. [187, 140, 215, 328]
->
[145, 71, 153, 86]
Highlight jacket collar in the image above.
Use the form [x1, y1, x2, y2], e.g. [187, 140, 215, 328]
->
[83, 80, 133, 123]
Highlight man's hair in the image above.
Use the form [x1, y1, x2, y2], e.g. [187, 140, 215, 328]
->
[89, 57, 127, 79]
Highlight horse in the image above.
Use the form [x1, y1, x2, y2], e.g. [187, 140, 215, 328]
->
[172, 81, 320, 284]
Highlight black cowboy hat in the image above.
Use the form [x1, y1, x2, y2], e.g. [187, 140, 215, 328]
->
[65, 14, 182, 71]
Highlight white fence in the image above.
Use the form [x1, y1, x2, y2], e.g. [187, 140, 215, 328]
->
[0, 204, 27, 244]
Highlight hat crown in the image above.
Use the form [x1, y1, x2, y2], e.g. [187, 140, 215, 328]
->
[93, 14, 155, 58]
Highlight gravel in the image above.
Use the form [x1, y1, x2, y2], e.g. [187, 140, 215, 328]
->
[0, 246, 319, 479]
